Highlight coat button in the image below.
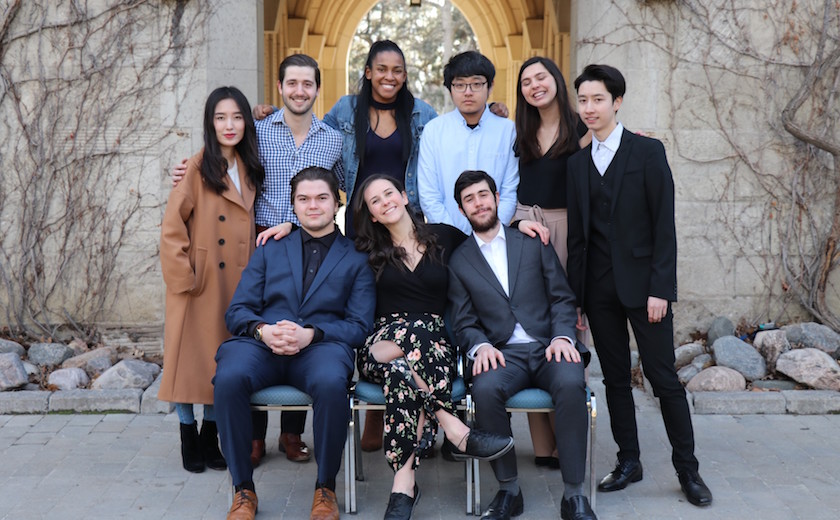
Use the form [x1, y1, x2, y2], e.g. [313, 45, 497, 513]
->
[218, 238, 225, 245]
[219, 262, 225, 269]
[218, 215, 226, 221]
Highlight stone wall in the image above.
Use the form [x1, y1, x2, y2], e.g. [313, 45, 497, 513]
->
[571, 0, 839, 338]
[1, 0, 837, 346]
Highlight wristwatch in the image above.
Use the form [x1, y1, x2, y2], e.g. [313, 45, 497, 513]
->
[253, 323, 266, 342]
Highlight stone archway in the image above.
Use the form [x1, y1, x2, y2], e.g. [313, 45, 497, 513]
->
[262, 0, 573, 115]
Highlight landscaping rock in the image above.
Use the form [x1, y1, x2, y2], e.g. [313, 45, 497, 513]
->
[712, 336, 767, 381]
[707, 316, 735, 347]
[782, 322, 840, 358]
[0, 353, 29, 391]
[67, 338, 89, 356]
[85, 356, 115, 377]
[0, 338, 26, 357]
[775, 348, 840, 391]
[630, 350, 640, 369]
[62, 347, 116, 377]
[92, 359, 161, 390]
[677, 364, 701, 385]
[674, 342, 705, 369]
[22, 361, 39, 377]
[27, 342, 75, 367]
[141, 372, 174, 414]
[754, 329, 791, 372]
[48, 367, 90, 390]
[691, 353, 714, 371]
[686, 366, 747, 392]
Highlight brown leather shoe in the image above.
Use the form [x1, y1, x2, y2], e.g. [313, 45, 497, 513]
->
[310, 487, 339, 520]
[227, 489, 258, 520]
[279, 433, 311, 462]
[360, 409, 384, 452]
[250, 440, 266, 468]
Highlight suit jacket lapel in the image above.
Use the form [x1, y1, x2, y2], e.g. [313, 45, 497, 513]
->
[301, 234, 349, 305]
[506, 228, 522, 297]
[283, 231, 304, 303]
[463, 237, 508, 300]
[609, 129, 634, 217]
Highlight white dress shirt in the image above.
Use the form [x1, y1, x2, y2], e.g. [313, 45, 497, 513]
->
[590, 122, 624, 176]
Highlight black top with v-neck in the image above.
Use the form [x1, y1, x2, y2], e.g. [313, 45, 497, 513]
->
[375, 223, 467, 318]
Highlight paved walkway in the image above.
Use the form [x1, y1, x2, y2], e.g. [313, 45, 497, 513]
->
[2, 372, 840, 519]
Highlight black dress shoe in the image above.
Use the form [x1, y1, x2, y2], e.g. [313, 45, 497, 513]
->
[383, 484, 420, 520]
[678, 469, 713, 506]
[480, 490, 523, 519]
[561, 495, 597, 520]
[448, 430, 514, 461]
[598, 459, 643, 492]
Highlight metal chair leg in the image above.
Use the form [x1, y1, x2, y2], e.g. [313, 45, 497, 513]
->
[589, 393, 597, 512]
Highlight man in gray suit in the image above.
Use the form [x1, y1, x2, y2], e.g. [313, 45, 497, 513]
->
[448, 170, 596, 520]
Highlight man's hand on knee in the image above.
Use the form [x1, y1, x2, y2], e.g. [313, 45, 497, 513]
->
[472, 345, 506, 376]
[546, 338, 580, 363]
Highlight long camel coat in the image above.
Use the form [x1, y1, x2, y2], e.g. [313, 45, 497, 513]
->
[158, 150, 256, 404]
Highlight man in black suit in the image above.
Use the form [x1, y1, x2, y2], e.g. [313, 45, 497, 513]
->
[566, 64, 712, 507]
[448, 170, 596, 520]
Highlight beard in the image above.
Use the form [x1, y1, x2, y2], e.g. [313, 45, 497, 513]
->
[468, 208, 499, 233]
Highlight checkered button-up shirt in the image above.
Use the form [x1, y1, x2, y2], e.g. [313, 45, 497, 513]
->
[254, 108, 344, 226]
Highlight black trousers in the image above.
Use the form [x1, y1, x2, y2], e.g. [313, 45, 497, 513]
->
[584, 269, 698, 472]
[471, 341, 588, 484]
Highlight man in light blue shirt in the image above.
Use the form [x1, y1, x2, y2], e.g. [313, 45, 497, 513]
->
[418, 51, 518, 234]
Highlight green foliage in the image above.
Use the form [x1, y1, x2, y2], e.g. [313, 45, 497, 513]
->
[348, 0, 477, 113]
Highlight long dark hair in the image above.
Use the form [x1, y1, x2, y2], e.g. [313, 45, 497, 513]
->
[514, 57, 579, 163]
[353, 174, 438, 280]
[354, 40, 414, 169]
[200, 86, 264, 195]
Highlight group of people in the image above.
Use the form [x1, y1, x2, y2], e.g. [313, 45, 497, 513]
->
[158, 39, 713, 520]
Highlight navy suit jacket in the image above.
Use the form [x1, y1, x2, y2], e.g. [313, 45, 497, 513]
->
[224, 229, 375, 350]
[567, 128, 677, 309]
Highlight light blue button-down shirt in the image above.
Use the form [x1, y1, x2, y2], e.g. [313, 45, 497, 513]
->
[417, 107, 519, 234]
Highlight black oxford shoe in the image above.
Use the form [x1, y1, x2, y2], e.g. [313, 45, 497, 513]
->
[448, 429, 514, 462]
[678, 469, 713, 507]
[480, 490, 523, 519]
[383, 484, 420, 520]
[560, 495, 597, 520]
[598, 459, 643, 492]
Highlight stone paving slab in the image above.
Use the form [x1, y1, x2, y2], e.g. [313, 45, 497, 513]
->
[1, 379, 839, 519]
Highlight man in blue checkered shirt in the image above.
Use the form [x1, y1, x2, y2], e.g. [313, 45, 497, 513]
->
[253, 54, 343, 227]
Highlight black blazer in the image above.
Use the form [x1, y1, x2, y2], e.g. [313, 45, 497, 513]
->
[447, 226, 580, 355]
[566, 128, 677, 309]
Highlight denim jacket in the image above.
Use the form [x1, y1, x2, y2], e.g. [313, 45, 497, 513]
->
[323, 95, 437, 207]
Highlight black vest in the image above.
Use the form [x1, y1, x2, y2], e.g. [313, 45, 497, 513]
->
[587, 154, 619, 281]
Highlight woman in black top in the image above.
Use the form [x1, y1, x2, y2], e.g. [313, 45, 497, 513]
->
[513, 56, 592, 469]
[353, 174, 514, 518]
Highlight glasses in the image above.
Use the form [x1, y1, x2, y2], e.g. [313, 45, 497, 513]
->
[450, 81, 487, 93]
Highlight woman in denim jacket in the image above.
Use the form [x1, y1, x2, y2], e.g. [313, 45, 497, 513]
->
[323, 40, 437, 238]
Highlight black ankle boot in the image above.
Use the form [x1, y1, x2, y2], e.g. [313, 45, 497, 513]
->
[180, 421, 205, 473]
[199, 420, 227, 470]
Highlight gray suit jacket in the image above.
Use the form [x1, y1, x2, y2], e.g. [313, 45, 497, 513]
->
[447, 226, 586, 360]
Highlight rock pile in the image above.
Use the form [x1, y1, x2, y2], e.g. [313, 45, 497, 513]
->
[674, 318, 840, 392]
[0, 338, 161, 393]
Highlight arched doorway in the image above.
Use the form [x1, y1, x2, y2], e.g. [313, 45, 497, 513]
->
[262, 0, 573, 115]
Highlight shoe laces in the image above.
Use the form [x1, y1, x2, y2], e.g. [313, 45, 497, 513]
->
[314, 487, 333, 506]
[232, 490, 256, 510]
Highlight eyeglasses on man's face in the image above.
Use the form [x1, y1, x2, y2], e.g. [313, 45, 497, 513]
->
[450, 80, 488, 93]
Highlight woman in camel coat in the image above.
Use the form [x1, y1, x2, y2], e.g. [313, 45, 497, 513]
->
[159, 86, 264, 473]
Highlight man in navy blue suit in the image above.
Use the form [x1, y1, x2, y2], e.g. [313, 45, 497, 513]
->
[214, 166, 375, 520]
